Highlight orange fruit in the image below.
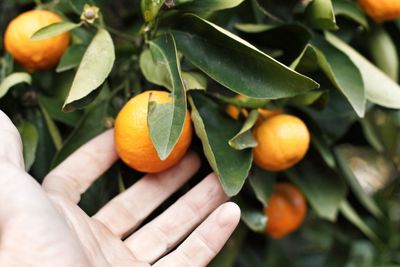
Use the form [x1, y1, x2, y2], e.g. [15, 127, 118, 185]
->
[253, 114, 310, 171]
[114, 90, 193, 173]
[4, 10, 70, 71]
[226, 95, 281, 120]
[358, 0, 400, 23]
[226, 95, 249, 120]
[264, 183, 307, 239]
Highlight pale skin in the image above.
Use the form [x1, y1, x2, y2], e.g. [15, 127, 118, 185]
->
[0, 110, 241, 267]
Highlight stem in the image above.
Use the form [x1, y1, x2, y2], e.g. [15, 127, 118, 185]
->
[34, 0, 42, 7]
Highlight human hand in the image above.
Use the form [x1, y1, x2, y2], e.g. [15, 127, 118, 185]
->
[0, 110, 240, 267]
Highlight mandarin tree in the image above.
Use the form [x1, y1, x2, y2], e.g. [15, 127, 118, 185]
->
[1, 0, 400, 266]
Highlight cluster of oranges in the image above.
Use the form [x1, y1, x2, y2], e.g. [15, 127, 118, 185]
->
[9, 2, 400, 239]
[226, 96, 309, 238]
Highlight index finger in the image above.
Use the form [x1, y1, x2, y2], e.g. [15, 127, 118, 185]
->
[0, 110, 24, 169]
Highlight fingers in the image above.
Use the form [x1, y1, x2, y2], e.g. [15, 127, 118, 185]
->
[93, 152, 201, 238]
[153, 202, 241, 267]
[42, 130, 118, 203]
[125, 173, 228, 263]
[0, 110, 24, 169]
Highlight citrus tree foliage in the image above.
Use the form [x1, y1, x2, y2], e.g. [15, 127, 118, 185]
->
[1, 0, 400, 266]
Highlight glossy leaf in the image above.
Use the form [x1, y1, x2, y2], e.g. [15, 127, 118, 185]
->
[0, 72, 31, 98]
[147, 33, 187, 160]
[31, 22, 81, 40]
[368, 25, 399, 82]
[285, 154, 347, 221]
[305, 0, 337, 30]
[334, 145, 390, 218]
[57, 44, 86, 73]
[189, 92, 252, 196]
[326, 32, 400, 109]
[16, 121, 39, 171]
[63, 29, 115, 112]
[175, 0, 244, 12]
[310, 37, 366, 117]
[140, 49, 206, 91]
[229, 110, 258, 150]
[172, 14, 319, 99]
[248, 167, 276, 205]
[332, 0, 368, 28]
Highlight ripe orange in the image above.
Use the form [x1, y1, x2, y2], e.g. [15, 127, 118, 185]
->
[358, 0, 400, 23]
[226, 95, 281, 120]
[226, 95, 249, 120]
[4, 10, 70, 71]
[114, 90, 193, 173]
[264, 183, 307, 239]
[253, 114, 310, 171]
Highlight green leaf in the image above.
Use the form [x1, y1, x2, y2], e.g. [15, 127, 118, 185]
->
[248, 167, 276, 205]
[57, 44, 86, 73]
[0, 72, 31, 98]
[37, 95, 81, 126]
[141, 0, 165, 22]
[235, 23, 274, 33]
[140, 49, 207, 91]
[254, 0, 298, 21]
[181, 72, 207, 91]
[305, 0, 337, 30]
[285, 154, 347, 221]
[236, 196, 267, 233]
[31, 22, 81, 40]
[16, 121, 39, 171]
[189, 92, 252, 196]
[326, 32, 400, 109]
[172, 14, 319, 99]
[339, 200, 382, 245]
[27, 110, 57, 181]
[334, 145, 393, 218]
[368, 25, 399, 82]
[288, 90, 325, 107]
[52, 100, 109, 167]
[63, 29, 115, 112]
[147, 33, 187, 160]
[229, 110, 258, 150]
[332, 0, 368, 28]
[309, 37, 366, 117]
[39, 102, 63, 151]
[175, 0, 244, 12]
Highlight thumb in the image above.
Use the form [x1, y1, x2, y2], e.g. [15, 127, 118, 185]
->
[0, 110, 25, 170]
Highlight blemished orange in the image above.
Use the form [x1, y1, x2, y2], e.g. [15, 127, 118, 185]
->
[264, 183, 307, 239]
[4, 10, 70, 71]
[358, 0, 400, 23]
[114, 90, 193, 173]
[253, 114, 310, 171]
